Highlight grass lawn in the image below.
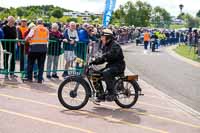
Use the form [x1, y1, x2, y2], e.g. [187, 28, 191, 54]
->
[174, 45, 200, 63]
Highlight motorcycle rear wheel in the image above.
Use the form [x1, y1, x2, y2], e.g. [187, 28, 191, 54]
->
[115, 80, 139, 108]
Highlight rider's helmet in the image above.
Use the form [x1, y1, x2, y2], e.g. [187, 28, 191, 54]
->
[101, 29, 114, 40]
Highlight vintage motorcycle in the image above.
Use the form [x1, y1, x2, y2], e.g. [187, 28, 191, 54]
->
[58, 57, 143, 110]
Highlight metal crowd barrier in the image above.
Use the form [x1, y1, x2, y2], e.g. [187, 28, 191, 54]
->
[0, 39, 88, 78]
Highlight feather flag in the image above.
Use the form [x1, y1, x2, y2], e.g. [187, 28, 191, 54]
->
[103, 0, 116, 27]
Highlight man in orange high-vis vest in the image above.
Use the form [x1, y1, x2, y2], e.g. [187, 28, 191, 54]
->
[143, 30, 150, 52]
[25, 18, 49, 83]
[17, 19, 28, 76]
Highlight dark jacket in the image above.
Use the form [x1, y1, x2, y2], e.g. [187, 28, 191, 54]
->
[2, 25, 16, 39]
[48, 30, 63, 56]
[2, 25, 17, 51]
[93, 40, 125, 72]
[0, 28, 4, 39]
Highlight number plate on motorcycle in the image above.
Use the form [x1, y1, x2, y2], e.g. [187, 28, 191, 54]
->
[127, 75, 138, 81]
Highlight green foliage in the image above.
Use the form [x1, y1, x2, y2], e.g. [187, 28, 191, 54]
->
[67, 17, 78, 23]
[16, 8, 24, 17]
[0, 4, 198, 28]
[112, 1, 172, 27]
[49, 16, 57, 23]
[134, 1, 152, 26]
[111, 5, 125, 25]
[99, 17, 103, 24]
[152, 6, 171, 28]
[0, 5, 100, 24]
[90, 15, 97, 21]
[0, 7, 6, 12]
[110, 0, 200, 28]
[170, 24, 185, 29]
[196, 10, 200, 18]
[177, 13, 200, 28]
[181, 13, 200, 28]
[0, 5, 68, 20]
[111, 0, 153, 27]
[77, 17, 83, 24]
[51, 8, 63, 19]
[177, 13, 185, 19]
[58, 16, 70, 23]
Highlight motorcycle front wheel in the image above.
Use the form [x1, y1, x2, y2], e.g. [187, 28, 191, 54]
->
[58, 76, 90, 110]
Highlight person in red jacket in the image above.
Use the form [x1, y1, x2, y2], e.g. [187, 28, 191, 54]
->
[46, 23, 63, 79]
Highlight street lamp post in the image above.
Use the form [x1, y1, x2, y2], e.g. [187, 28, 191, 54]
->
[179, 4, 184, 14]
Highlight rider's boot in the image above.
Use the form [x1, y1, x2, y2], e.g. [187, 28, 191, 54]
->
[95, 91, 106, 103]
[106, 88, 117, 102]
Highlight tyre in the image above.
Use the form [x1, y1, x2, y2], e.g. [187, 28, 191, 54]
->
[115, 80, 139, 108]
[58, 76, 90, 110]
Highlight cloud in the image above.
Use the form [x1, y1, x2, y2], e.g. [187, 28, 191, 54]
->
[0, 0, 199, 16]
[114, 0, 199, 16]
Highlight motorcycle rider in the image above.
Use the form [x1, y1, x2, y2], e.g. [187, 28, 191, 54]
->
[90, 29, 126, 101]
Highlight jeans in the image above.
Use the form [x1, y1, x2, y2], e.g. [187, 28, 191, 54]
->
[144, 41, 149, 50]
[46, 55, 59, 75]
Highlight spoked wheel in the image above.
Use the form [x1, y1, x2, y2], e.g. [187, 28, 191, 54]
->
[58, 76, 90, 110]
[115, 80, 139, 108]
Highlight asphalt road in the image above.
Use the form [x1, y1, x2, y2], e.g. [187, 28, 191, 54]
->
[0, 77, 200, 133]
[0, 44, 200, 133]
[124, 44, 200, 112]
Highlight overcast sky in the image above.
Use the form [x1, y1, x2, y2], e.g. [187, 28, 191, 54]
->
[0, 0, 199, 16]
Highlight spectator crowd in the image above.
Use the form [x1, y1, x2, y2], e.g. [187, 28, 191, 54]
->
[0, 16, 200, 83]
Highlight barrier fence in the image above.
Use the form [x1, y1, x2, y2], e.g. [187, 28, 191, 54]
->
[0, 39, 88, 78]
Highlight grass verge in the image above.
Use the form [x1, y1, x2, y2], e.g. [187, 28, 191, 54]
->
[174, 45, 200, 63]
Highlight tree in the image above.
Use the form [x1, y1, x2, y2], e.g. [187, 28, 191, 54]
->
[125, 4, 136, 25]
[0, 5, 70, 21]
[111, 1, 152, 26]
[0, 7, 5, 12]
[181, 13, 200, 28]
[177, 13, 185, 19]
[51, 9, 63, 19]
[16, 8, 24, 17]
[196, 10, 200, 18]
[67, 17, 78, 23]
[7, 7, 16, 17]
[133, 1, 152, 26]
[152, 6, 171, 28]
[90, 15, 97, 21]
[119, 0, 152, 26]
[111, 5, 125, 25]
